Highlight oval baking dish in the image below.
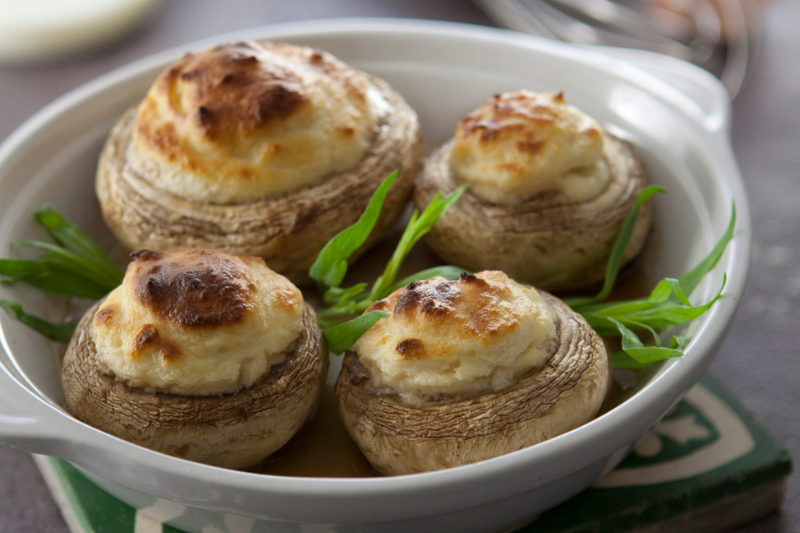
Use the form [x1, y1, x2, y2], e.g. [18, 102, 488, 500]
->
[0, 19, 749, 533]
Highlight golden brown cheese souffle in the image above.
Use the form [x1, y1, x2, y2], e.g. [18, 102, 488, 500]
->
[414, 90, 651, 292]
[97, 41, 422, 284]
[335, 271, 608, 475]
[61, 248, 327, 469]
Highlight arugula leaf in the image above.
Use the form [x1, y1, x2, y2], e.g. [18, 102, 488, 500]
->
[323, 311, 390, 354]
[0, 300, 76, 342]
[309, 171, 397, 289]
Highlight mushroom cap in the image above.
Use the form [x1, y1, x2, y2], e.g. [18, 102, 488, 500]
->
[413, 133, 651, 292]
[96, 44, 422, 285]
[62, 301, 327, 469]
[335, 292, 608, 476]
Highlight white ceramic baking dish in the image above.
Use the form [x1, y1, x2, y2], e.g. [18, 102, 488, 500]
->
[0, 19, 750, 533]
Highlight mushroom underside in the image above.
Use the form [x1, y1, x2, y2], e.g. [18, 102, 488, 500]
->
[413, 134, 651, 292]
[335, 293, 609, 476]
[96, 75, 422, 285]
[62, 301, 327, 469]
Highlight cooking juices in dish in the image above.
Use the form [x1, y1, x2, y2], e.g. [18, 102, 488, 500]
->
[335, 271, 608, 475]
[61, 248, 327, 469]
[96, 41, 423, 284]
[414, 90, 651, 291]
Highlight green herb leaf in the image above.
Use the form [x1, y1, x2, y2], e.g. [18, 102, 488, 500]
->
[0, 259, 113, 299]
[2, 206, 124, 297]
[579, 211, 731, 369]
[0, 206, 125, 341]
[368, 184, 467, 302]
[561, 192, 736, 369]
[0, 300, 76, 342]
[309, 173, 468, 351]
[323, 283, 368, 306]
[606, 318, 684, 369]
[33, 206, 123, 286]
[678, 204, 736, 295]
[11, 240, 120, 290]
[564, 185, 666, 308]
[670, 334, 690, 350]
[387, 265, 466, 294]
[322, 310, 390, 354]
[308, 171, 397, 289]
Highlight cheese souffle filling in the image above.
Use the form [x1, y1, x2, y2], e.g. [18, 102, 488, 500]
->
[128, 41, 385, 204]
[449, 90, 610, 205]
[353, 271, 557, 404]
[91, 248, 304, 396]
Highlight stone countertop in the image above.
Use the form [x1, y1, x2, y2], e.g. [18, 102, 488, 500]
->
[0, 1, 797, 531]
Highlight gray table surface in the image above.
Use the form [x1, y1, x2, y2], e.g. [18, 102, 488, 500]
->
[0, 1, 797, 532]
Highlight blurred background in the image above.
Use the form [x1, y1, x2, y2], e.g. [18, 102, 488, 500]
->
[0, 1, 797, 531]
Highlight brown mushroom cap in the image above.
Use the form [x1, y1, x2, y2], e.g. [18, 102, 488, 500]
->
[62, 301, 327, 469]
[413, 133, 651, 292]
[335, 292, 608, 476]
[96, 73, 422, 285]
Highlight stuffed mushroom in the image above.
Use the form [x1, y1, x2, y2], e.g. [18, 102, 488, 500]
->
[335, 271, 608, 475]
[62, 248, 326, 469]
[414, 90, 651, 291]
[97, 41, 422, 284]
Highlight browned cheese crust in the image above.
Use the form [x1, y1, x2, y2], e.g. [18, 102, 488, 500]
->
[414, 133, 651, 292]
[127, 248, 257, 330]
[96, 43, 422, 285]
[335, 293, 608, 475]
[62, 301, 327, 469]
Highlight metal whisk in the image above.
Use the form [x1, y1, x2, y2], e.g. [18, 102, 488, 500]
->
[475, 0, 762, 98]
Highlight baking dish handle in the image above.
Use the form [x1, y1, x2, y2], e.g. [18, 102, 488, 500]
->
[0, 364, 80, 457]
[597, 46, 731, 134]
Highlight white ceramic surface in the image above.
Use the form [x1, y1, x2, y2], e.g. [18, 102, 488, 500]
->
[0, 19, 750, 533]
[0, 0, 161, 63]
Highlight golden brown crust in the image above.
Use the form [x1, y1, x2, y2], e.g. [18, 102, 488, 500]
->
[97, 73, 422, 285]
[145, 44, 309, 145]
[62, 301, 327, 469]
[450, 91, 609, 205]
[129, 323, 182, 362]
[128, 248, 255, 329]
[370, 273, 529, 360]
[353, 271, 557, 401]
[133, 41, 373, 189]
[335, 292, 608, 475]
[414, 133, 651, 292]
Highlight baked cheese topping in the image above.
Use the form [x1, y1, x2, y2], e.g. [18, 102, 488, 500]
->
[353, 271, 557, 403]
[449, 90, 610, 204]
[129, 41, 384, 204]
[91, 248, 304, 395]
